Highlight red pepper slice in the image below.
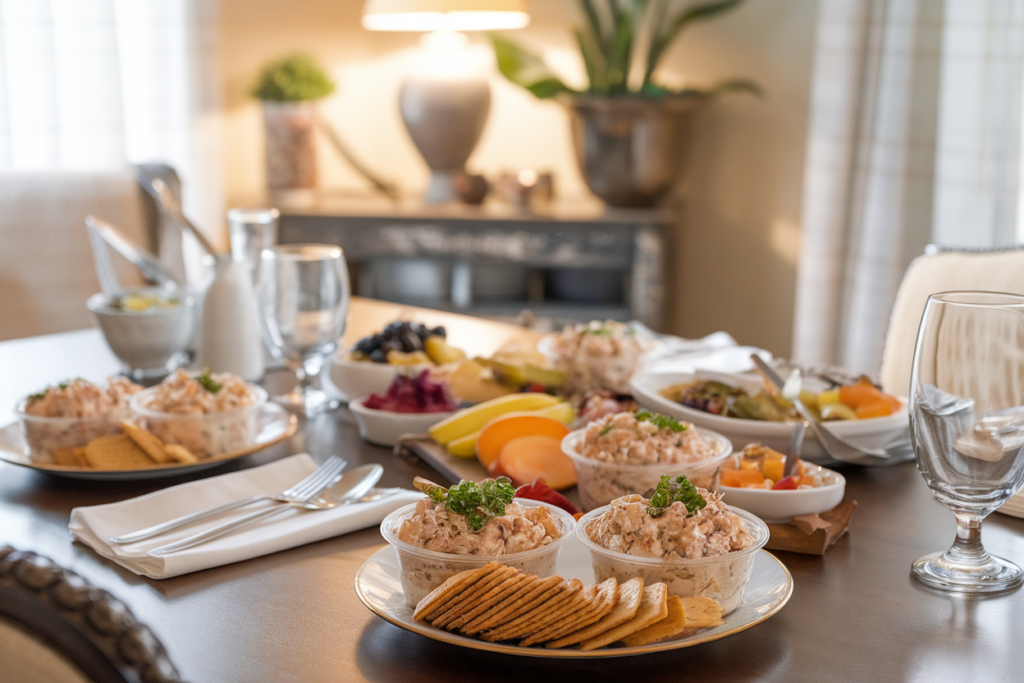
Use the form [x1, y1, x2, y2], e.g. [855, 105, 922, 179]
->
[772, 476, 798, 491]
[515, 479, 581, 516]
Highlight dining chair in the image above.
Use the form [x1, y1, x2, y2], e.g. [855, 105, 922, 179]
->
[0, 546, 185, 683]
[878, 245, 1024, 397]
[0, 164, 183, 342]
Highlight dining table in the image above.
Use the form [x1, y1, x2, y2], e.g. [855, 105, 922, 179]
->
[1, 298, 1022, 683]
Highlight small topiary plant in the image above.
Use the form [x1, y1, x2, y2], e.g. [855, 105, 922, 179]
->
[251, 52, 335, 102]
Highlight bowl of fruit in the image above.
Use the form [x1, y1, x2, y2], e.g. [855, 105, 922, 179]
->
[715, 443, 846, 522]
[329, 321, 466, 401]
[630, 369, 907, 463]
[348, 371, 461, 446]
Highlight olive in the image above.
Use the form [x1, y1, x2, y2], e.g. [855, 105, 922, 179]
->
[399, 329, 423, 352]
[430, 325, 446, 339]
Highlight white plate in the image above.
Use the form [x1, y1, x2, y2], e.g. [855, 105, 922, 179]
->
[718, 461, 846, 523]
[0, 403, 297, 481]
[348, 397, 455, 447]
[631, 370, 910, 464]
[354, 537, 793, 658]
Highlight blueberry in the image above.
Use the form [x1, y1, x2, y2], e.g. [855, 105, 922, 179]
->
[400, 329, 423, 352]
[354, 336, 377, 354]
[430, 325, 446, 338]
[369, 349, 387, 363]
[382, 339, 404, 353]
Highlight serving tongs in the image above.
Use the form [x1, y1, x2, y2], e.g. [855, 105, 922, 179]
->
[86, 215, 185, 298]
[750, 354, 898, 466]
[133, 169, 218, 257]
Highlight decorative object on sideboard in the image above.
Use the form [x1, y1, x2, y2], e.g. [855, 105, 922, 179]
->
[453, 172, 489, 205]
[492, 0, 761, 207]
[362, 0, 530, 205]
[251, 53, 335, 207]
[493, 169, 554, 208]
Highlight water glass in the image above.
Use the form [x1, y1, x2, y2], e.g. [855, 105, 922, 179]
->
[229, 208, 280, 285]
[259, 244, 349, 415]
[909, 291, 1024, 593]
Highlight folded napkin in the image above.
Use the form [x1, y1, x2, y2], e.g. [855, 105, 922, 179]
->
[69, 454, 422, 579]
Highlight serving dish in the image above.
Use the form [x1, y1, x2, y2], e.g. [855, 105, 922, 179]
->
[561, 426, 732, 512]
[0, 403, 296, 480]
[717, 460, 846, 523]
[355, 534, 792, 657]
[349, 397, 457, 447]
[380, 499, 577, 605]
[630, 370, 910, 463]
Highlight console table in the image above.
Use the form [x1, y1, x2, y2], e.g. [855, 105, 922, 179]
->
[277, 196, 671, 329]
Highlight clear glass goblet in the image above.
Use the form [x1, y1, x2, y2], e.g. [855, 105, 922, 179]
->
[259, 244, 349, 416]
[910, 291, 1024, 593]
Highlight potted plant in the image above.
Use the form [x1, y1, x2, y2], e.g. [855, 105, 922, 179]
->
[251, 53, 335, 205]
[492, 0, 759, 207]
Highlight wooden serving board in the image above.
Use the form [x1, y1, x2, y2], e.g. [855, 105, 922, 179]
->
[764, 500, 857, 555]
[394, 436, 490, 485]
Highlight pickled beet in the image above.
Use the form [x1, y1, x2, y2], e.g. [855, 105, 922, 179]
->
[363, 370, 459, 413]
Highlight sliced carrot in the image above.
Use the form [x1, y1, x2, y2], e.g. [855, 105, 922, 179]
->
[476, 414, 570, 470]
[855, 401, 893, 419]
[495, 435, 577, 490]
[838, 383, 886, 409]
[720, 469, 766, 487]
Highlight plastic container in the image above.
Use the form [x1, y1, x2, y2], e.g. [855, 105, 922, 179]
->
[129, 386, 267, 458]
[576, 505, 769, 615]
[380, 499, 577, 607]
[15, 404, 121, 462]
[561, 427, 733, 512]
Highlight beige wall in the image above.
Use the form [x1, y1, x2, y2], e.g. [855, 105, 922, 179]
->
[219, 0, 817, 357]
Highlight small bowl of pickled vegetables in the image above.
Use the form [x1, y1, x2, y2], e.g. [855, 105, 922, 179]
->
[715, 443, 845, 522]
[630, 369, 907, 462]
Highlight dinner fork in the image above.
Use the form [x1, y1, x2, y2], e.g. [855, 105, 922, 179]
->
[109, 456, 347, 545]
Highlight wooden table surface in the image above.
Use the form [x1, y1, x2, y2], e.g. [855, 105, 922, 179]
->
[2, 302, 1023, 683]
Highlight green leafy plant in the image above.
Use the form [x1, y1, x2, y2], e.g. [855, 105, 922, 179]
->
[251, 52, 336, 102]
[647, 475, 707, 517]
[492, 0, 761, 100]
[414, 476, 517, 532]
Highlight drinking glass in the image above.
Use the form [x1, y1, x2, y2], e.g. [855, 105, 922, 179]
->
[909, 291, 1024, 593]
[259, 244, 349, 415]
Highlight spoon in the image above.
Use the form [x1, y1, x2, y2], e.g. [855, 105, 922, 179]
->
[296, 464, 384, 510]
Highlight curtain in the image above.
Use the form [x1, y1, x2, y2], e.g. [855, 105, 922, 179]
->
[0, 0, 222, 242]
[792, 0, 1024, 376]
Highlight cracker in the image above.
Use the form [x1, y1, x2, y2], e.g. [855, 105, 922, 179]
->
[579, 582, 668, 651]
[522, 578, 618, 646]
[462, 575, 560, 634]
[545, 577, 644, 649]
[619, 595, 689, 647]
[119, 421, 173, 464]
[497, 582, 593, 642]
[83, 434, 157, 470]
[479, 579, 583, 642]
[71, 448, 90, 467]
[423, 564, 514, 623]
[52, 447, 83, 468]
[413, 563, 501, 622]
[446, 574, 530, 632]
[431, 566, 518, 627]
[679, 596, 724, 629]
[164, 444, 199, 464]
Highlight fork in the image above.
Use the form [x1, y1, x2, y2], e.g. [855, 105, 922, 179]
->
[109, 456, 347, 545]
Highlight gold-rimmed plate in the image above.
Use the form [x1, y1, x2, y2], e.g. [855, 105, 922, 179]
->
[0, 404, 297, 481]
[354, 538, 793, 658]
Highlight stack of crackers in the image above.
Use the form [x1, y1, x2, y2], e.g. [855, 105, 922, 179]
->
[51, 422, 199, 470]
[413, 562, 725, 650]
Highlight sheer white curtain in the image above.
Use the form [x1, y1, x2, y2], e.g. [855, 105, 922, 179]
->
[0, 0, 222, 239]
[793, 0, 1024, 376]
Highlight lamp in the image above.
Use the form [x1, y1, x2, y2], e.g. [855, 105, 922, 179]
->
[362, 0, 530, 204]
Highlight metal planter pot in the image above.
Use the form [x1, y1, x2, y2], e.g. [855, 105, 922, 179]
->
[566, 94, 705, 208]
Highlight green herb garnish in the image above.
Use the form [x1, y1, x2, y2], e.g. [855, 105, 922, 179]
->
[647, 475, 706, 518]
[580, 327, 614, 336]
[599, 423, 614, 437]
[634, 408, 687, 432]
[413, 476, 517, 532]
[27, 378, 83, 402]
[196, 369, 222, 394]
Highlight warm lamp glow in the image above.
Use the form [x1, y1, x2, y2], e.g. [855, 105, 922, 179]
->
[362, 0, 529, 32]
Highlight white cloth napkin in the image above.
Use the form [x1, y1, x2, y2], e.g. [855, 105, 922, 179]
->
[69, 454, 422, 579]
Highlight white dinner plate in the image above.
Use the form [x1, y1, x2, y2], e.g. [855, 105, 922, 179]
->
[0, 403, 297, 481]
[631, 370, 911, 465]
[354, 537, 793, 658]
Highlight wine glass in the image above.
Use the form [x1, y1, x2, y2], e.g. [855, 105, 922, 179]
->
[259, 244, 349, 415]
[909, 291, 1024, 593]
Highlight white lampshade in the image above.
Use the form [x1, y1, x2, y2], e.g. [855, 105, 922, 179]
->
[362, 0, 530, 32]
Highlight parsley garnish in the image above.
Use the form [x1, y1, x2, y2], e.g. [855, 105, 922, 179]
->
[634, 409, 687, 432]
[196, 369, 222, 394]
[28, 378, 83, 402]
[647, 475, 706, 518]
[599, 423, 613, 437]
[413, 476, 517, 532]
